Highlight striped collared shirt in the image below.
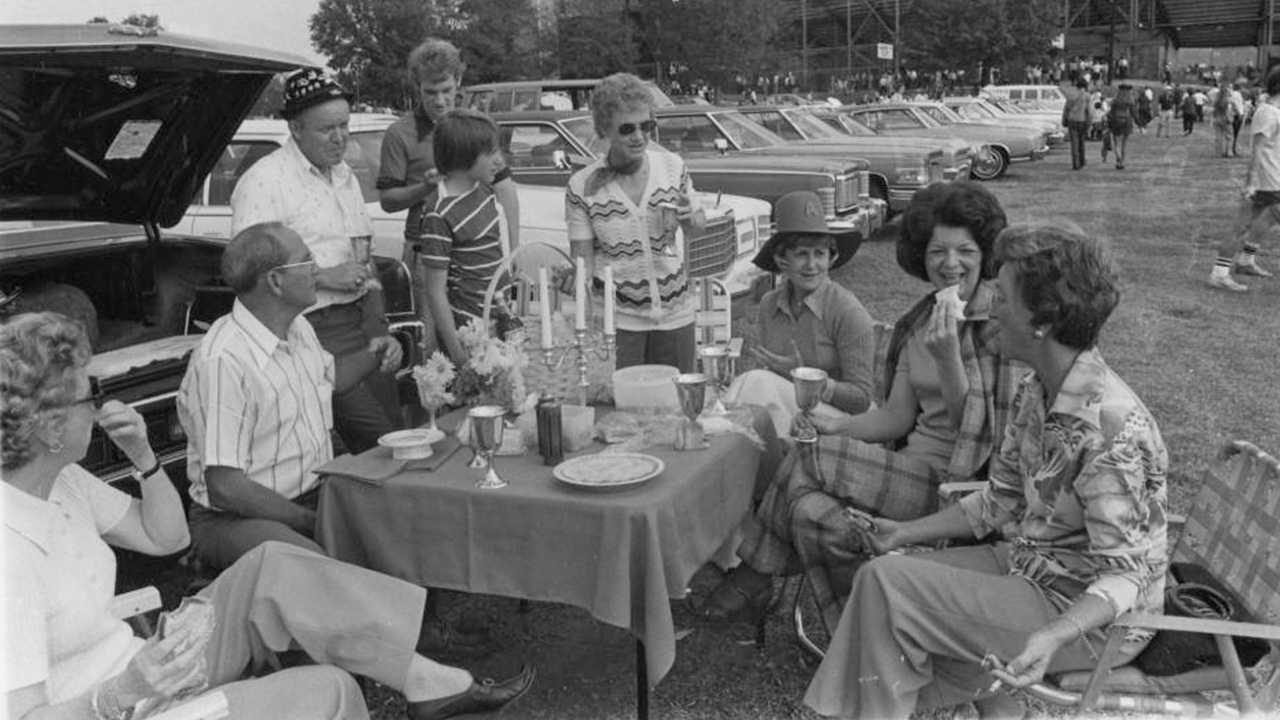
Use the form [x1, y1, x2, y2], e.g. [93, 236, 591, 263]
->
[410, 180, 506, 326]
[230, 137, 373, 311]
[178, 300, 335, 508]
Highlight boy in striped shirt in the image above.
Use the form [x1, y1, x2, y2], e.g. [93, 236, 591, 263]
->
[409, 109, 509, 362]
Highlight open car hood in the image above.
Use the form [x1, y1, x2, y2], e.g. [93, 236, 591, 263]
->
[0, 24, 314, 226]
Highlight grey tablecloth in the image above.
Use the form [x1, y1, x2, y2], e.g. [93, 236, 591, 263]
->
[317, 407, 774, 685]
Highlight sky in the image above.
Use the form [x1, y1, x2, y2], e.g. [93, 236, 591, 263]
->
[5, 0, 328, 65]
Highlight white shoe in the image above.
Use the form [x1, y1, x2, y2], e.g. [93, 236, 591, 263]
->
[1233, 258, 1274, 278]
[1208, 274, 1249, 292]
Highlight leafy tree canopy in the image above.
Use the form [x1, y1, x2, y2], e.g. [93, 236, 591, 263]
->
[900, 0, 1059, 73]
[86, 13, 163, 29]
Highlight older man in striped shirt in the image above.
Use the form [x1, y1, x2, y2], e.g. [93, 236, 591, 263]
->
[178, 223, 368, 568]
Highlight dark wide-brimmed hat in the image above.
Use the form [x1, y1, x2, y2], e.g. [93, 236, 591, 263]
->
[752, 190, 861, 273]
[282, 68, 353, 119]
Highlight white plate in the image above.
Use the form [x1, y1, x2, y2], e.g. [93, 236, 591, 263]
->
[552, 453, 665, 491]
[377, 428, 445, 460]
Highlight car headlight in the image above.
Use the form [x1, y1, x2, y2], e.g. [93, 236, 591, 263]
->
[894, 167, 929, 184]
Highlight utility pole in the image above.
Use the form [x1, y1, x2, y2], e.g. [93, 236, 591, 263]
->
[1107, 0, 1116, 84]
[802, 0, 809, 90]
[894, 0, 901, 81]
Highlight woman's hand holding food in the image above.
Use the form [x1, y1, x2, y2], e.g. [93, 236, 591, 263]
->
[923, 295, 963, 363]
[113, 624, 208, 705]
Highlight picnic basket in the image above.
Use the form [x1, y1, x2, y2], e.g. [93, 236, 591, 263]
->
[481, 242, 614, 404]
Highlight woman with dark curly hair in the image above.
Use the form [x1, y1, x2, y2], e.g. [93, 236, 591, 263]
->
[690, 181, 1024, 627]
[805, 224, 1168, 720]
[2, 312, 534, 720]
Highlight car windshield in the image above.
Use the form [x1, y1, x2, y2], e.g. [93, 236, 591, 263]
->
[854, 108, 936, 131]
[835, 114, 878, 136]
[711, 111, 788, 149]
[742, 110, 803, 141]
[952, 103, 996, 120]
[919, 104, 964, 125]
[346, 131, 385, 203]
[562, 116, 606, 155]
[785, 110, 848, 139]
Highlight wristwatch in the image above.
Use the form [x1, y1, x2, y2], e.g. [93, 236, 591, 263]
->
[131, 460, 162, 483]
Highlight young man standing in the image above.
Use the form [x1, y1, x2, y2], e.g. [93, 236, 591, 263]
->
[378, 39, 521, 352]
[1207, 70, 1280, 292]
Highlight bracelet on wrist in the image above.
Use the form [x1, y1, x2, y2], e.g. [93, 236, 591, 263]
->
[131, 458, 162, 482]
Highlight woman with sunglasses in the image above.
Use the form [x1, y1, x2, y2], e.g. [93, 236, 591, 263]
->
[1, 311, 535, 720]
[565, 72, 706, 372]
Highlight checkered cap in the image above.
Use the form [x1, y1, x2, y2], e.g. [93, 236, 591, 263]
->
[282, 68, 352, 118]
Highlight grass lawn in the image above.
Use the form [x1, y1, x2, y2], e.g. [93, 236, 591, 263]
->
[349, 127, 1279, 719]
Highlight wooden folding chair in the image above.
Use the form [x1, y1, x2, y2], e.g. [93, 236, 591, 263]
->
[1024, 439, 1280, 718]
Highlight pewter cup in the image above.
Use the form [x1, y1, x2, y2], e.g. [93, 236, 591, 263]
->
[791, 367, 829, 443]
[674, 373, 708, 422]
[469, 405, 508, 489]
[699, 345, 730, 415]
[349, 235, 382, 289]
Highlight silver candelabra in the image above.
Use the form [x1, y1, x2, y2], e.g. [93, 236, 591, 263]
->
[540, 329, 616, 405]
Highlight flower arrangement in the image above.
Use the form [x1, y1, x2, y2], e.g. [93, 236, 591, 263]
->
[411, 351, 455, 430]
[450, 318, 530, 413]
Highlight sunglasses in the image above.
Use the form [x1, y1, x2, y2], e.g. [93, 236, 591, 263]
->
[71, 377, 105, 411]
[617, 119, 657, 136]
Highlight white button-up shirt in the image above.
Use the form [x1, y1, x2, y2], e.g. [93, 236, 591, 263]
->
[178, 300, 335, 508]
[230, 137, 373, 311]
[3, 465, 141, 702]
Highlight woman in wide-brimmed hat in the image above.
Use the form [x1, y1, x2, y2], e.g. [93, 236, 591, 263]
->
[723, 190, 875, 437]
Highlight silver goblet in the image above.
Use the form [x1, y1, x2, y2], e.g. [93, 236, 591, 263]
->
[673, 373, 708, 450]
[790, 367, 829, 444]
[699, 345, 731, 415]
[469, 405, 508, 489]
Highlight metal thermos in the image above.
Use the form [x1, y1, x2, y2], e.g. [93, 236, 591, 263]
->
[536, 395, 564, 466]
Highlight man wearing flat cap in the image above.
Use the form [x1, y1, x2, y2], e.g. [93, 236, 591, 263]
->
[231, 68, 403, 454]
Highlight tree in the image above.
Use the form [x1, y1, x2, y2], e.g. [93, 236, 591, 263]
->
[310, 0, 544, 108]
[557, 0, 636, 78]
[86, 13, 163, 29]
[899, 0, 1059, 77]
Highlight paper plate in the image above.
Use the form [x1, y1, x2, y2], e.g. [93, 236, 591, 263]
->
[378, 427, 445, 460]
[552, 453, 665, 491]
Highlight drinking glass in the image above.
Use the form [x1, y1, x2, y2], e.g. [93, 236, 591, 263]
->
[790, 367, 828, 443]
[673, 373, 708, 451]
[699, 345, 731, 415]
[349, 235, 382, 289]
[469, 405, 508, 488]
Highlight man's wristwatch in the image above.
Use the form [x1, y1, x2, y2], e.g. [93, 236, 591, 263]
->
[131, 460, 162, 482]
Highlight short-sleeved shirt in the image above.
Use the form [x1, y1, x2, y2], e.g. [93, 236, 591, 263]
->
[755, 277, 875, 414]
[565, 148, 697, 332]
[4, 464, 141, 702]
[230, 137, 373, 312]
[377, 106, 513, 237]
[1249, 102, 1280, 192]
[410, 181, 506, 328]
[178, 300, 335, 508]
[960, 347, 1169, 617]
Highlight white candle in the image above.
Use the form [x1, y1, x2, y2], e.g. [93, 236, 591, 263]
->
[603, 264, 615, 335]
[574, 256, 587, 330]
[539, 267, 553, 349]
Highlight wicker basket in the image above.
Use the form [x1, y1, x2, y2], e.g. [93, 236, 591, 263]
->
[482, 242, 615, 404]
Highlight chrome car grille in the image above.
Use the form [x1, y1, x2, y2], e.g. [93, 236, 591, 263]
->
[928, 161, 945, 183]
[834, 174, 857, 211]
[87, 360, 191, 483]
[686, 212, 738, 279]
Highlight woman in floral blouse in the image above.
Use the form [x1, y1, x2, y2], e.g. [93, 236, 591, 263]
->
[804, 223, 1169, 720]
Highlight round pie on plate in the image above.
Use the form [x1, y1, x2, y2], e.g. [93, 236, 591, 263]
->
[553, 453, 665, 490]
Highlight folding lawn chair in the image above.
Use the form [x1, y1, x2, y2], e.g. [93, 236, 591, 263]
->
[1025, 439, 1280, 717]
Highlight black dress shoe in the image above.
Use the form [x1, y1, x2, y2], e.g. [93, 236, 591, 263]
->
[407, 665, 535, 720]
